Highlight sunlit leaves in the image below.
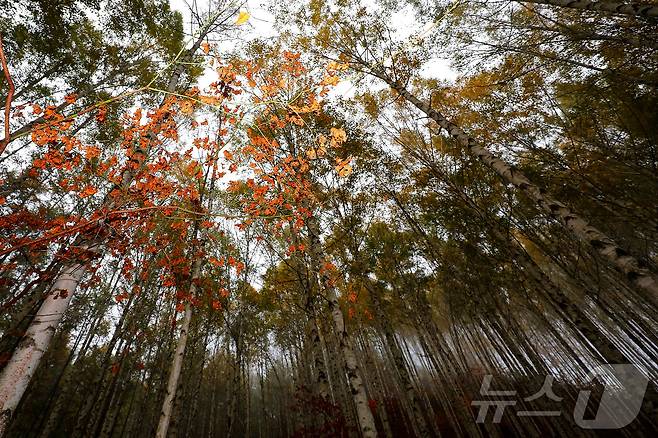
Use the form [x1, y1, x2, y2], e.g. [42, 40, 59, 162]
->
[179, 99, 194, 114]
[335, 157, 353, 177]
[235, 10, 250, 25]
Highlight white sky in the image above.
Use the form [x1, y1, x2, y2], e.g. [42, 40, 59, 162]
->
[169, 0, 277, 39]
[168, 0, 456, 91]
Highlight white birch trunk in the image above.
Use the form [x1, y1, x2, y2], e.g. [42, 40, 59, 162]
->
[0, 261, 86, 435]
[155, 301, 192, 438]
[154, 259, 200, 438]
[0, 21, 218, 434]
[383, 78, 658, 305]
[326, 291, 378, 438]
[307, 216, 378, 438]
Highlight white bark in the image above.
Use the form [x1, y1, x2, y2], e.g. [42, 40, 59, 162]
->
[0, 261, 86, 436]
[0, 20, 218, 434]
[307, 216, 378, 438]
[155, 259, 200, 438]
[326, 292, 378, 438]
[155, 302, 193, 438]
[384, 78, 658, 306]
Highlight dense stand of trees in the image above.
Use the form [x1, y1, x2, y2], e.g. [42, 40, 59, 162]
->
[0, 0, 657, 436]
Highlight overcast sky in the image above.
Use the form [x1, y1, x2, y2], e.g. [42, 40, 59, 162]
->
[167, 0, 456, 86]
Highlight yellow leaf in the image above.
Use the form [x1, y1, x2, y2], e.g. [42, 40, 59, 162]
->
[201, 42, 210, 54]
[335, 157, 352, 177]
[327, 61, 349, 72]
[337, 164, 352, 177]
[306, 146, 326, 160]
[330, 127, 346, 142]
[235, 11, 250, 25]
[330, 127, 347, 148]
[180, 100, 194, 114]
[198, 95, 222, 106]
[321, 75, 340, 86]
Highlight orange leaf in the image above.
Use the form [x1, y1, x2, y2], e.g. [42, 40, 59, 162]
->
[79, 186, 98, 198]
[209, 256, 224, 266]
[65, 93, 78, 104]
[96, 106, 107, 123]
[84, 145, 101, 160]
[180, 100, 194, 114]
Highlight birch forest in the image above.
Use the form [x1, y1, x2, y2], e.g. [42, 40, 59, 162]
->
[0, 0, 657, 436]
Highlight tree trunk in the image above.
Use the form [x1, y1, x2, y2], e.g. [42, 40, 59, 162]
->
[521, 0, 658, 18]
[0, 259, 87, 435]
[155, 258, 201, 438]
[306, 297, 331, 402]
[73, 279, 138, 437]
[359, 335, 394, 438]
[307, 215, 378, 438]
[37, 301, 106, 438]
[368, 285, 432, 437]
[381, 77, 658, 304]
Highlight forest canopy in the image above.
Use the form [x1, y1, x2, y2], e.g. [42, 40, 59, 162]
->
[0, 0, 657, 437]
